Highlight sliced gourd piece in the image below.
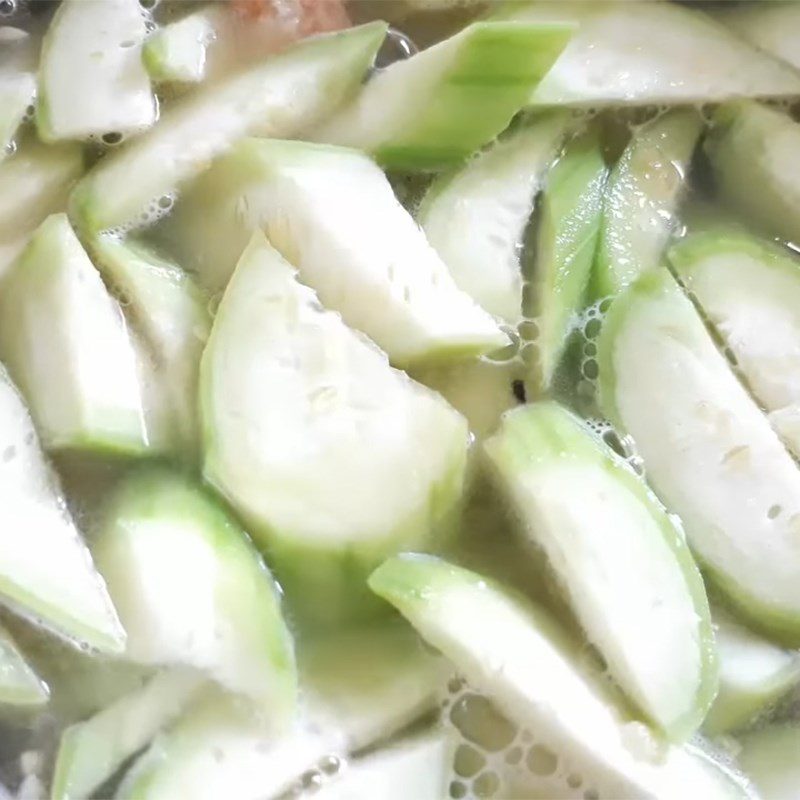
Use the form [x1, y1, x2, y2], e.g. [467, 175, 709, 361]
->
[90, 235, 211, 457]
[738, 723, 800, 800]
[0, 214, 148, 454]
[201, 233, 468, 626]
[594, 109, 703, 299]
[369, 554, 751, 798]
[598, 269, 800, 645]
[706, 101, 800, 247]
[493, 1, 800, 106]
[313, 731, 452, 800]
[714, 2, 800, 72]
[704, 606, 800, 736]
[310, 20, 573, 170]
[69, 22, 386, 234]
[118, 625, 443, 800]
[484, 402, 716, 740]
[0, 623, 47, 707]
[411, 358, 520, 441]
[92, 467, 297, 712]
[37, 0, 156, 142]
[526, 128, 607, 394]
[670, 230, 800, 462]
[142, 7, 219, 84]
[169, 140, 506, 364]
[0, 366, 124, 653]
[0, 28, 37, 159]
[0, 136, 83, 277]
[416, 111, 571, 324]
[51, 668, 205, 800]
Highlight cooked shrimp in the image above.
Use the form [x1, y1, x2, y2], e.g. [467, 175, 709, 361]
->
[231, 0, 350, 35]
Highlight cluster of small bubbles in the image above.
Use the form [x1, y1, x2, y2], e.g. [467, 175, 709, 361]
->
[442, 675, 600, 800]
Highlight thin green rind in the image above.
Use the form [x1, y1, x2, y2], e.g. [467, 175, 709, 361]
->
[200, 234, 468, 627]
[69, 21, 388, 234]
[597, 270, 800, 646]
[0, 624, 48, 707]
[593, 108, 703, 299]
[92, 467, 297, 712]
[51, 668, 204, 800]
[314, 21, 573, 170]
[527, 128, 607, 394]
[705, 101, 800, 246]
[483, 401, 717, 741]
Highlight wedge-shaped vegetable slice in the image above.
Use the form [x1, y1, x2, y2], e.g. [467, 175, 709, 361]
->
[0, 214, 148, 454]
[705, 102, 800, 246]
[594, 109, 702, 299]
[37, 0, 155, 142]
[142, 8, 218, 84]
[311, 20, 572, 170]
[598, 269, 800, 645]
[494, 1, 800, 106]
[0, 136, 83, 277]
[314, 731, 452, 800]
[0, 623, 47, 707]
[170, 140, 505, 364]
[0, 366, 124, 653]
[484, 402, 716, 740]
[201, 234, 468, 626]
[417, 112, 571, 324]
[526, 128, 607, 394]
[0, 28, 37, 159]
[738, 723, 800, 800]
[412, 358, 520, 441]
[714, 2, 800, 72]
[51, 668, 204, 800]
[704, 607, 800, 736]
[70, 22, 386, 234]
[370, 554, 751, 798]
[671, 231, 800, 462]
[90, 236, 211, 457]
[118, 625, 443, 800]
[92, 467, 297, 712]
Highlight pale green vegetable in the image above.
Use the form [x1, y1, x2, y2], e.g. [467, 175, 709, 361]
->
[0, 365, 124, 653]
[370, 554, 751, 798]
[168, 139, 506, 364]
[90, 236, 211, 457]
[705, 101, 800, 245]
[594, 109, 702, 298]
[598, 270, 800, 645]
[494, 1, 800, 105]
[36, 0, 156, 142]
[201, 233, 468, 626]
[0, 214, 148, 455]
[738, 724, 800, 800]
[670, 230, 800, 463]
[704, 607, 800, 736]
[484, 402, 716, 740]
[51, 668, 205, 800]
[70, 22, 387, 234]
[118, 625, 443, 799]
[0, 624, 47, 707]
[527, 128, 607, 393]
[417, 112, 571, 323]
[142, 7, 219, 84]
[311, 20, 573, 170]
[92, 467, 297, 712]
[0, 28, 37, 160]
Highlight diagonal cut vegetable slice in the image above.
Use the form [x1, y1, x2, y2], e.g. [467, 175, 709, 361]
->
[0, 623, 48, 707]
[69, 22, 387, 234]
[200, 233, 469, 626]
[310, 20, 573, 170]
[598, 269, 800, 645]
[166, 139, 506, 365]
[0, 28, 37, 160]
[484, 401, 716, 740]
